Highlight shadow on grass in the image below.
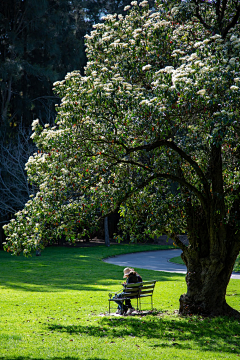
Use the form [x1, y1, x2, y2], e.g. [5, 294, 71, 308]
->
[0, 245, 183, 293]
[47, 316, 240, 354]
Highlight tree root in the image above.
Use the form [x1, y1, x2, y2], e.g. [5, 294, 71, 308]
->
[179, 294, 240, 319]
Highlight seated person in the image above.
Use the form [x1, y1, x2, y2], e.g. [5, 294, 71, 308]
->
[113, 267, 142, 315]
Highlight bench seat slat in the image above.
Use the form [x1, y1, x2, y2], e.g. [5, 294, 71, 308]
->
[124, 288, 140, 293]
[124, 292, 139, 296]
[141, 285, 155, 290]
[124, 283, 142, 288]
[140, 290, 154, 295]
[109, 297, 135, 301]
[124, 289, 139, 292]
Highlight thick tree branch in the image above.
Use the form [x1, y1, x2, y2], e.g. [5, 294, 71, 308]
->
[100, 163, 208, 218]
[215, 0, 221, 20]
[222, 4, 240, 37]
[124, 139, 210, 197]
[193, 0, 240, 38]
[170, 233, 187, 251]
[219, 0, 228, 21]
[193, 0, 213, 31]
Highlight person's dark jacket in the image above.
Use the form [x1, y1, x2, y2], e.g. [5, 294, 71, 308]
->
[126, 272, 142, 284]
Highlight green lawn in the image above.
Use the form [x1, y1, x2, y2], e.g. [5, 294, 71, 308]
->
[169, 255, 185, 265]
[0, 244, 240, 359]
[234, 256, 240, 272]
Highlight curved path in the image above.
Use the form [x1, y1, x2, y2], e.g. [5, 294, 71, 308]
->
[104, 249, 240, 279]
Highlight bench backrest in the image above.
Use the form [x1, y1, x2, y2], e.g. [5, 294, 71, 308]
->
[122, 280, 156, 298]
[139, 280, 157, 297]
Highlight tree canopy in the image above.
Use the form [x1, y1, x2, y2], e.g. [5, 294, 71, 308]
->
[4, 0, 240, 317]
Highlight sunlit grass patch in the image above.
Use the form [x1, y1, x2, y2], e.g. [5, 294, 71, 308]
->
[168, 255, 185, 265]
[234, 255, 240, 272]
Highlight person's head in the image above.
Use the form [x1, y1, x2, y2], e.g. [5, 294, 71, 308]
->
[123, 267, 135, 278]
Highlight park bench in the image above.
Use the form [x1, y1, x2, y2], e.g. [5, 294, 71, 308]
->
[108, 280, 157, 314]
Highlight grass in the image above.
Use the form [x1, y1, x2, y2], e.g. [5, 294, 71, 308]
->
[169, 255, 185, 265]
[0, 243, 240, 359]
[169, 255, 240, 273]
[234, 255, 240, 272]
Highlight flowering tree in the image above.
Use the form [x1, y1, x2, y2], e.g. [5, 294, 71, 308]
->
[4, 0, 240, 317]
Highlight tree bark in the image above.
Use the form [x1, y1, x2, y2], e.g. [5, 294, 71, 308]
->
[176, 210, 240, 318]
[1, 77, 12, 123]
[179, 247, 240, 317]
[176, 144, 240, 318]
[104, 216, 110, 247]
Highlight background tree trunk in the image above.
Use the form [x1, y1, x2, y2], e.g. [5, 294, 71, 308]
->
[104, 217, 110, 247]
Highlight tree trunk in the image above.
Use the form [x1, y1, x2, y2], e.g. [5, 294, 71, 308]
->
[104, 217, 110, 247]
[174, 219, 240, 318]
[179, 251, 239, 317]
[173, 144, 240, 318]
[1, 77, 12, 123]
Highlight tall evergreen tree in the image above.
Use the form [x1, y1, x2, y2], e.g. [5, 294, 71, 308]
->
[0, 0, 89, 127]
[83, 0, 155, 23]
